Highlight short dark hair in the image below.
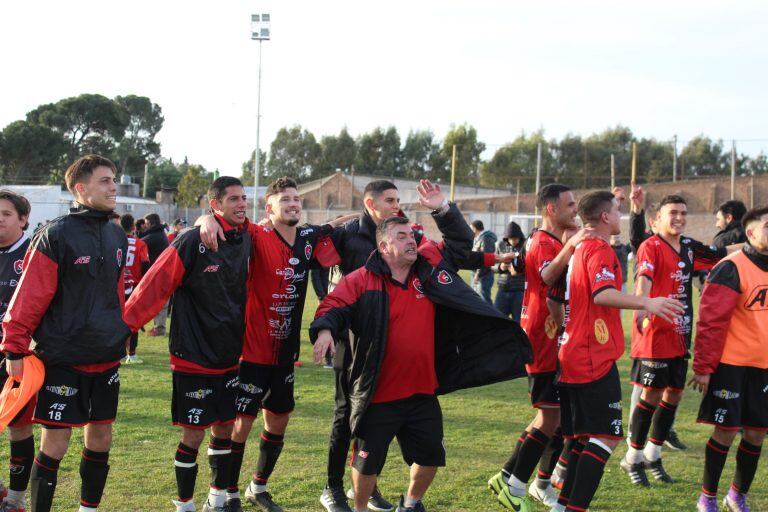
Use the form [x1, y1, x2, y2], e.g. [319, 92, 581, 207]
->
[64, 154, 117, 194]
[578, 191, 615, 225]
[364, 180, 397, 199]
[471, 219, 484, 231]
[376, 216, 410, 245]
[0, 189, 31, 230]
[144, 213, 161, 226]
[659, 195, 687, 208]
[208, 176, 244, 202]
[135, 218, 145, 230]
[120, 213, 135, 233]
[266, 176, 298, 200]
[536, 184, 571, 209]
[718, 200, 747, 223]
[742, 206, 768, 230]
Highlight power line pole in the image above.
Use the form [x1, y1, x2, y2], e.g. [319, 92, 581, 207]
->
[672, 135, 677, 182]
[731, 140, 736, 200]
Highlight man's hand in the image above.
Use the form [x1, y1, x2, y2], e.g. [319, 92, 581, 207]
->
[643, 296, 685, 324]
[327, 214, 357, 228]
[563, 227, 596, 250]
[197, 214, 225, 252]
[630, 183, 644, 214]
[417, 179, 447, 211]
[498, 252, 515, 265]
[688, 373, 710, 394]
[313, 330, 335, 364]
[257, 217, 273, 229]
[6, 358, 23, 381]
[613, 187, 626, 203]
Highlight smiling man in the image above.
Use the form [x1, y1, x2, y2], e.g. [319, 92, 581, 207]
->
[1, 155, 130, 512]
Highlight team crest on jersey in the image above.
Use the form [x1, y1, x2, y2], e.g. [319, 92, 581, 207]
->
[116, 248, 123, 266]
[687, 249, 694, 263]
[412, 277, 424, 294]
[594, 318, 609, 345]
[305, 241, 312, 260]
[437, 270, 452, 285]
[13, 259, 22, 274]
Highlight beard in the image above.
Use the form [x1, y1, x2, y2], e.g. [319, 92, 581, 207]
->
[286, 218, 299, 227]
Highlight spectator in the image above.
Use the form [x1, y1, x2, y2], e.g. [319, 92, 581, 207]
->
[713, 200, 747, 249]
[471, 220, 497, 303]
[493, 221, 526, 322]
[167, 218, 187, 243]
[610, 235, 632, 293]
[141, 213, 170, 336]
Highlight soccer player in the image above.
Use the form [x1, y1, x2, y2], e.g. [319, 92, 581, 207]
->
[198, 177, 343, 512]
[1, 155, 130, 512]
[125, 177, 251, 512]
[554, 191, 683, 512]
[310, 185, 531, 512]
[690, 206, 768, 512]
[0, 190, 34, 512]
[621, 195, 727, 487]
[491, 184, 588, 510]
[119, 214, 150, 364]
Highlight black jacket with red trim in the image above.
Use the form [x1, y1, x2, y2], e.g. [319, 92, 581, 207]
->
[1, 206, 130, 366]
[124, 219, 250, 371]
[310, 204, 532, 435]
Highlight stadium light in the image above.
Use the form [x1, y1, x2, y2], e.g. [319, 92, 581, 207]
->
[251, 13, 270, 219]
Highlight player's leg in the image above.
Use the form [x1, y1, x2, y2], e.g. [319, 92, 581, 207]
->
[698, 427, 738, 511]
[565, 435, 621, 512]
[174, 427, 206, 512]
[642, 386, 683, 483]
[622, 359, 664, 485]
[322, 366, 354, 512]
[203, 371, 238, 512]
[4, 404, 35, 509]
[31, 427, 72, 512]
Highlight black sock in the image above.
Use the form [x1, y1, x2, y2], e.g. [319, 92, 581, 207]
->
[557, 440, 584, 507]
[558, 438, 574, 472]
[254, 430, 284, 487]
[80, 449, 110, 509]
[30, 451, 60, 512]
[628, 399, 656, 450]
[566, 441, 612, 512]
[174, 442, 199, 502]
[502, 430, 528, 476]
[649, 400, 677, 447]
[733, 439, 762, 494]
[9, 435, 34, 492]
[512, 428, 550, 484]
[538, 428, 564, 486]
[702, 438, 730, 497]
[208, 436, 232, 491]
[228, 440, 246, 494]
[128, 332, 139, 355]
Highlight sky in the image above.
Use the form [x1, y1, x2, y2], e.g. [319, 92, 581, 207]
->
[2, 0, 767, 177]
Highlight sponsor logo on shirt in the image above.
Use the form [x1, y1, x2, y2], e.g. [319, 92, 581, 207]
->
[185, 388, 213, 400]
[608, 401, 622, 410]
[225, 376, 239, 388]
[268, 317, 292, 340]
[594, 318, 609, 344]
[594, 267, 615, 283]
[107, 372, 119, 386]
[285, 372, 294, 384]
[270, 303, 294, 316]
[642, 360, 668, 369]
[46, 385, 78, 397]
[288, 257, 299, 265]
[203, 265, 220, 273]
[299, 228, 314, 237]
[712, 389, 740, 400]
[745, 286, 768, 311]
[640, 260, 654, 272]
[437, 270, 452, 285]
[13, 260, 22, 274]
[74, 256, 91, 265]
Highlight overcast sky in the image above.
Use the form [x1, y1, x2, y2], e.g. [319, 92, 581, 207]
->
[2, 0, 767, 176]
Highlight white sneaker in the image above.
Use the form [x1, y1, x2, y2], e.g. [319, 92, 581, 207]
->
[172, 499, 196, 512]
[529, 481, 559, 508]
[549, 504, 566, 512]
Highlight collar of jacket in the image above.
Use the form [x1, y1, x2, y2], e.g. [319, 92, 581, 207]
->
[722, 220, 744, 235]
[364, 249, 417, 279]
[214, 213, 247, 244]
[743, 241, 768, 270]
[144, 223, 166, 235]
[357, 211, 378, 241]
[69, 203, 112, 221]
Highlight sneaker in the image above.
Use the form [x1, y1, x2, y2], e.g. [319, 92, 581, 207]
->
[321, 485, 352, 512]
[497, 486, 533, 512]
[224, 498, 242, 512]
[664, 430, 687, 451]
[724, 487, 750, 512]
[128, 355, 144, 364]
[394, 495, 425, 512]
[487, 471, 508, 496]
[345, 486, 394, 512]
[697, 494, 719, 512]
[0, 501, 25, 512]
[244, 488, 284, 512]
[202, 501, 226, 512]
[644, 458, 674, 483]
[147, 328, 161, 337]
[550, 465, 565, 490]
[619, 457, 651, 487]
[528, 482, 558, 508]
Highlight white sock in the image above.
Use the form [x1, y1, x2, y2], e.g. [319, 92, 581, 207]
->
[5, 489, 25, 506]
[404, 495, 419, 507]
[507, 475, 527, 496]
[644, 441, 662, 462]
[78, 507, 97, 512]
[226, 490, 241, 501]
[249, 480, 267, 494]
[172, 499, 196, 512]
[208, 487, 226, 507]
[625, 446, 644, 464]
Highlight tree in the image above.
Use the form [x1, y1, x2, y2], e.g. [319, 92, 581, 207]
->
[355, 128, 385, 175]
[480, 130, 555, 191]
[113, 95, 164, 177]
[679, 136, 727, 177]
[175, 163, 211, 207]
[145, 158, 184, 198]
[380, 126, 402, 178]
[0, 121, 68, 184]
[27, 94, 128, 164]
[266, 125, 320, 181]
[744, 152, 768, 175]
[442, 124, 485, 185]
[315, 128, 356, 179]
[402, 130, 441, 179]
[240, 149, 268, 185]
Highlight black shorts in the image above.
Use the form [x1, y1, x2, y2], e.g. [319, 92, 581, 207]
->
[630, 357, 688, 391]
[697, 363, 768, 431]
[351, 394, 445, 475]
[34, 365, 120, 428]
[235, 362, 295, 417]
[528, 372, 559, 408]
[171, 370, 239, 429]
[560, 364, 623, 440]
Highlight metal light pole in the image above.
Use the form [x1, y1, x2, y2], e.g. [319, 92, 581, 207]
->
[251, 13, 271, 220]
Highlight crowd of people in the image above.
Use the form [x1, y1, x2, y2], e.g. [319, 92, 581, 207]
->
[0, 153, 763, 512]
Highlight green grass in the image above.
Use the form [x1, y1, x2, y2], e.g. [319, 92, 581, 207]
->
[2, 273, 765, 511]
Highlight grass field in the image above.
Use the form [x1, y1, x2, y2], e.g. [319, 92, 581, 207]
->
[1, 273, 765, 511]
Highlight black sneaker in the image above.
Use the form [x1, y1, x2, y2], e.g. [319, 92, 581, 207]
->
[645, 458, 675, 483]
[346, 485, 395, 512]
[321, 485, 353, 512]
[394, 495, 426, 512]
[225, 497, 243, 512]
[664, 430, 687, 451]
[620, 457, 651, 487]
[244, 488, 284, 512]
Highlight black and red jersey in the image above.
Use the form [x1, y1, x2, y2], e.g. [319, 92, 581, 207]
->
[0, 234, 29, 328]
[125, 217, 250, 374]
[123, 235, 149, 295]
[632, 234, 724, 359]
[243, 223, 341, 366]
[1, 206, 129, 370]
[520, 230, 563, 374]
